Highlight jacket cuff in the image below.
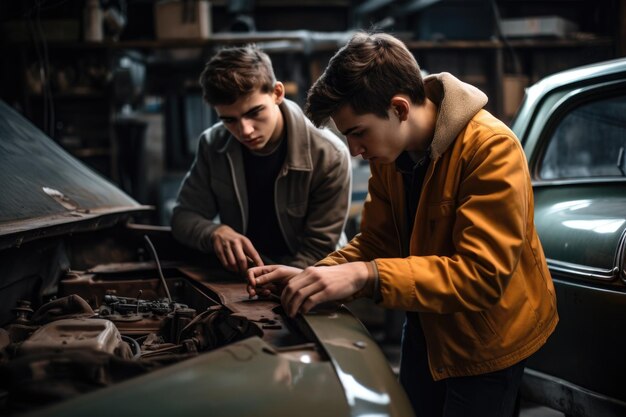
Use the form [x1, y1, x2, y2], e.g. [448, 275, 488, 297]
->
[370, 260, 382, 303]
[342, 261, 381, 303]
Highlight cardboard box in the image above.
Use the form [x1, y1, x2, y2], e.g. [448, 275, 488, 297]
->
[503, 75, 529, 118]
[155, 0, 211, 40]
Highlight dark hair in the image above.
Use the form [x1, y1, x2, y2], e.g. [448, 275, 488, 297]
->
[305, 32, 425, 127]
[199, 45, 276, 105]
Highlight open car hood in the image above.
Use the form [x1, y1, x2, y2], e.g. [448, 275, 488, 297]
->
[0, 101, 150, 249]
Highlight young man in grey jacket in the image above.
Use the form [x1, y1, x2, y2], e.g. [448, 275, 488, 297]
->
[171, 45, 351, 272]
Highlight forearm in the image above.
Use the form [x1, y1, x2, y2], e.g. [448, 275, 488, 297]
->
[340, 260, 381, 302]
[171, 208, 221, 253]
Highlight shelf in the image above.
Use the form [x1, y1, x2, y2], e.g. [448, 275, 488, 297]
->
[2, 31, 348, 50]
[504, 38, 614, 49]
[28, 91, 107, 99]
[3, 32, 613, 55]
[405, 37, 613, 50]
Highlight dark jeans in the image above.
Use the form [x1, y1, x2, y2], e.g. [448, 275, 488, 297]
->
[399, 313, 526, 417]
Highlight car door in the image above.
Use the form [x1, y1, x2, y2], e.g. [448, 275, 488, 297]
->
[520, 79, 626, 416]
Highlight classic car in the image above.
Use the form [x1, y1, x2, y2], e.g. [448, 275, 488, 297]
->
[511, 58, 626, 417]
[0, 100, 414, 417]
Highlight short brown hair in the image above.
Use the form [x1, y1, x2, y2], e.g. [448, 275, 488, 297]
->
[305, 32, 425, 127]
[199, 45, 276, 105]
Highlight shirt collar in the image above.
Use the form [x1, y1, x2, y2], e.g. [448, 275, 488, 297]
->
[395, 149, 430, 174]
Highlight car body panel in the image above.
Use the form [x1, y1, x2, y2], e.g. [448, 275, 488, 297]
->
[304, 309, 414, 416]
[27, 336, 351, 417]
[511, 57, 626, 416]
[526, 278, 626, 403]
[533, 185, 626, 275]
[522, 368, 626, 417]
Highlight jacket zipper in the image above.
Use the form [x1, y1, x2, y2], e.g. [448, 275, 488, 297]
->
[274, 166, 296, 254]
[412, 159, 437, 252]
[226, 152, 247, 233]
[413, 156, 439, 377]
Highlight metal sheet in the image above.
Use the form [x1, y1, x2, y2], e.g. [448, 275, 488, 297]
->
[0, 101, 145, 231]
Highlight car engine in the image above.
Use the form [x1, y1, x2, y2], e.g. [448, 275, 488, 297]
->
[0, 259, 314, 415]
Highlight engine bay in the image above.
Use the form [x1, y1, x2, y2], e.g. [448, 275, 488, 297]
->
[0, 260, 321, 415]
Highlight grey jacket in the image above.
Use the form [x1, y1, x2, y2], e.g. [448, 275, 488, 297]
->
[171, 99, 351, 268]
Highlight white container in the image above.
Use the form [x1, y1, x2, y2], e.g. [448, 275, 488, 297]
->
[501, 16, 578, 39]
[155, 0, 211, 40]
[84, 0, 103, 41]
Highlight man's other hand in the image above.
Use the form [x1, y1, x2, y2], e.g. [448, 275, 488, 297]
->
[211, 225, 264, 273]
[247, 264, 302, 299]
[250, 263, 370, 317]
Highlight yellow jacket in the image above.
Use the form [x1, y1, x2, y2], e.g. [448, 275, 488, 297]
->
[317, 73, 558, 380]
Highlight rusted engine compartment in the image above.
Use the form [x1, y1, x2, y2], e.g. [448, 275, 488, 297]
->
[0, 226, 321, 415]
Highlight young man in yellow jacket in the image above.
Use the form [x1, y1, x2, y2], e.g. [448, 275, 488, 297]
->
[247, 32, 558, 417]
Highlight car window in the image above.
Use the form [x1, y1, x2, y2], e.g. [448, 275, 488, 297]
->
[539, 95, 626, 180]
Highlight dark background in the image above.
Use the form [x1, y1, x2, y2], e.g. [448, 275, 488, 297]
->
[0, 0, 624, 226]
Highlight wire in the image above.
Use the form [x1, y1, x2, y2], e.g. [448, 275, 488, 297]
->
[143, 235, 173, 303]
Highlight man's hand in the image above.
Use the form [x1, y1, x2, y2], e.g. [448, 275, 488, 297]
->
[211, 225, 264, 273]
[250, 262, 371, 317]
[247, 264, 303, 298]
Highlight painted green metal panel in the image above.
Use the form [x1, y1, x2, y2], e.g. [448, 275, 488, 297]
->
[304, 307, 415, 417]
[533, 185, 626, 272]
[27, 337, 351, 417]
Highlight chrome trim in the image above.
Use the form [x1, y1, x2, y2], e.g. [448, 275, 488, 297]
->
[532, 177, 626, 187]
[546, 258, 618, 281]
[618, 230, 626, 283]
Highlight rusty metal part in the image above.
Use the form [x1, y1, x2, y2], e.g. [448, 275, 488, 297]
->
[177, 266, 309, 349]
[59, 270, 217, 337]
[12, 300, 34, 325]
